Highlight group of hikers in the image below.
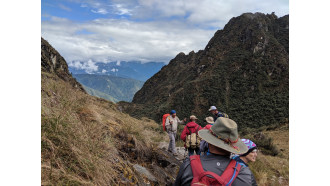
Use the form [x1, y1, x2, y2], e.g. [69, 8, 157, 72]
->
[164, 106, 258, 186]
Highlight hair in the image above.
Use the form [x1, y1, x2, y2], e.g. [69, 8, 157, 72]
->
[240, 146, 257, 157]
[208, 144, 231, 156]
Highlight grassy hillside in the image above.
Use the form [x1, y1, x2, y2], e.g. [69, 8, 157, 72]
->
[41, 38, 180, 185]
[73, 74, 144, 102]
[41, 70, 183, 185]
[247, 123, 289, 186]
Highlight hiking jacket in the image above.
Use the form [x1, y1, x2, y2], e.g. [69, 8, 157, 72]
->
[199, 125, 212, 152]
[199, 140, 208, 153]
[232, 156, 248, 167]
[180, 122, 202, 142]
[213, 111, 227, 122]
[232, 156, 258, 186]
[165, 115, 184, 132]
[174, 153, 257, 186]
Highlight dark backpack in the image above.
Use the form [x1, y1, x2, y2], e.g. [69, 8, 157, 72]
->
[190, 155, 241, 186]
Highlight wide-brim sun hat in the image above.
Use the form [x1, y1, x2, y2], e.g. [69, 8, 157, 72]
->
[205, 116, 214, 124]
[190, 115, 198, 120]
[198, 117, 248, 154]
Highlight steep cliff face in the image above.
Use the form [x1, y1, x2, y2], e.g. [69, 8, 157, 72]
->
[132, 13, 289, 128]
[41, 37, 84, 91]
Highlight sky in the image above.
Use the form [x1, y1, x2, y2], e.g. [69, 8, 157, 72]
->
[41, 0, 289, 69]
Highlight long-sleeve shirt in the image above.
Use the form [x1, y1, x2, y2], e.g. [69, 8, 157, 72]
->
[180, 122, 202, 142]
[165, 115, 184, 132]
[213, 111, 229, 122]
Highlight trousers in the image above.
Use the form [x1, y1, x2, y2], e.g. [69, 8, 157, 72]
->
[188, 148, 201, 156]
[167, 131, 177, 153]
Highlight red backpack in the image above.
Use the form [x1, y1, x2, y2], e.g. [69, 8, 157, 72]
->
[190, 155, 241, 186]
[162, 114, 170, 131]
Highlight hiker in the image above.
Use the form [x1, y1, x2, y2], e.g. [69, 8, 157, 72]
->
[204, 116, 214, 129]
[180, 115, 202, 156]
[232, 139, 258, 167]
[165, 110, 186, 156]
[209, 105, 229, 122]
[199, 116, 214, 154]
[174, 117, 256, 186]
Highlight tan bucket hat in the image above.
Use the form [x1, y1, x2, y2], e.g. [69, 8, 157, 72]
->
[198, 117, 248, 154]
[190, 115, 198, 120]
[205, 116, 214, 124]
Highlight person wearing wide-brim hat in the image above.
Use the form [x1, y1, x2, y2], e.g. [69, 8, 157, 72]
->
[180, 115, 202, 156]
[199, 116, 214, 154]
[174, 117, 256, 186]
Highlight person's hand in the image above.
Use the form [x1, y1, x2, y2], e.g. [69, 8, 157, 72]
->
[170, 121, 173, 125]
[183, 118, 187, 122]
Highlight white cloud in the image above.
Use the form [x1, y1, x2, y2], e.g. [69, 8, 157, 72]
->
[112, 4, 132, 15]
[42, 16, 214, 63]
[91, 8, 108, 15]
[68, 59, 98, 73]
[110, 68, 119, 72]
[42, 0, 289, 63]
[134, 0, 289, 27]
[58, 4, 71, 12]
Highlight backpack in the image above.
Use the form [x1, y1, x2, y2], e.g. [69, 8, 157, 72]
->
[222, 112, 229, 118]
[185, 126, 201, 149]
[162, 114, 170, 131]
[220, 111, 229, 118]
[190, 155, 241, 186]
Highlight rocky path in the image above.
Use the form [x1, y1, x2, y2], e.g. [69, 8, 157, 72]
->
[129, 142, 188, 185]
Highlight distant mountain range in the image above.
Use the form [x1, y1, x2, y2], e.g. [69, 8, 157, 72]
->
[69, 61, 166, 81]
[73, 74, 144, 102]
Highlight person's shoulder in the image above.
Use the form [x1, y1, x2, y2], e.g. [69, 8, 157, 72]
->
[181, 156, 192, 169]
[238, 165, 253, 177]
[232, 165, 254, 186]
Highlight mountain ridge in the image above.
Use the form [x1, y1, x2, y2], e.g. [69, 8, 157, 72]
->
[73, 73, 144, 102]
[130, 12, 289, 129]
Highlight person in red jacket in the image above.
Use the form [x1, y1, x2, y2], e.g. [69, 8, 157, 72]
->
[181, 115, 202, 156]
[200, 116, 214, 154]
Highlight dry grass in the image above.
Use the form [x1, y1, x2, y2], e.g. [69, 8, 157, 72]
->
[248, 124, 289, 186]
[42, 71, 289, 185]
[41, 72, 167, 185]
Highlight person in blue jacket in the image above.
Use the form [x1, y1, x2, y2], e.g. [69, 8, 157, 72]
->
[232, 139, 258, 185]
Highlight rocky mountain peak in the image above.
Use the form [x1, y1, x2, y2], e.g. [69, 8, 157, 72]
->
[41, 37, 84, 91]
[130, 12, 289, 129]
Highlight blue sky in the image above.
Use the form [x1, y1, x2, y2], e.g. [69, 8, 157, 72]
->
[41, 0, 289, 72]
